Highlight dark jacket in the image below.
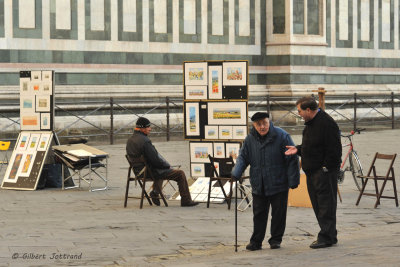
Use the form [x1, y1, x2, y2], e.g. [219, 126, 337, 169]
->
[126, 130, 172, 179]
[296, 109, 342, 172]
[231, 122, 300, 196]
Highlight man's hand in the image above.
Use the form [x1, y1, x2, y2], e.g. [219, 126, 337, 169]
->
[285, 146, 297, 156]
[290, 185, 298, 189]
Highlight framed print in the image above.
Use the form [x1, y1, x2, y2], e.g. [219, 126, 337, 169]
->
[42, 71, 52, 81]
[30, 82, 42, 93]
[31, 71, 42, 81]
[185, 86, 207, 100]
[27, 133, 41, 151]
[208, 66, 222, 99]
[191, 163, 205, 177]
[233, 125, 247, 139]
[36, 95, 50, 112]
[190, 142, 213, 163]
[223, 62, 247, 86]
[226, 142, 241, 162]
[20, 95, 35, 113]
[37, 133, 52, 151]
[21, 113, 40, 130]
[213, 142, 225, 158]
[185, 102, 200, 136]
[17, 152, 37, 177]
[16, 132, 31, 151]
[40, 113, 51, 130]
[3, 152, 24, 183]
[20, 78, 31, 94]
[42, 81, 53, 94]
[185, 62, 208, 86]
[219, 125, 233, 139]
[207, 101, 247, 125]
[204, 125, 218, 139]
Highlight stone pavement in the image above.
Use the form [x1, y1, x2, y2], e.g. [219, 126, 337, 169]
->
[0, 129, 400, 267]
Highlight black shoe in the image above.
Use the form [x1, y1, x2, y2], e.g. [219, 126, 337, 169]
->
[246, 243, 262, 251]
[309, 240, 332, 249]
[149, 191, 160, 206]
[181, 201, 199, 207]
[270, 243, 281, 249]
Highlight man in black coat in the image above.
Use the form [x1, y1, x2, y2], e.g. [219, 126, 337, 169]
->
[285, 96, 342, 249]
[126, 117, 198, 207]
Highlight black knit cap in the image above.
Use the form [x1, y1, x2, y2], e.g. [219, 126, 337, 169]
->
[136, 117, 151, 128]
[251, 112, 269, 122]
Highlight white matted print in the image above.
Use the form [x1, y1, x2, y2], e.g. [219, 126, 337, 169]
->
[185, 86, 207, 100]
[31, 71, 41, 81]
[20, 95, 35, 113]
[219, 125, 233, 139]
[185, 102, 200, 136]
[16, 132, 31, 151]
[21, 113, 40, 130]
[223, 62, 247, 86]
[41, 113, 51, 130]
[37, 132, 52, 151]
[30, 81, 42, 93]
[191, 163, 205, 177]
[208, 65, 222, 99]
[36, 95, 50, 112]
[26, 133, 41, 151]
[42, 71, 52, 81]
[42, 81, 53, 94]
[204, 125, 218, 139]
[3, 152, 24, 183]
[190, 142, 213, 163]
[233, 125, 247, 139]
[207, 101, 247, 125]
[185, 62, 208, 86]
[226, 143, 241, 162]
[20, 78, 31, 94]
[213, 142, 225, 158]
[17, 152, 37, 177]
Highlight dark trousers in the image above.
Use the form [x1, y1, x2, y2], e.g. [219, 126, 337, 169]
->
[153, 169, 193, 205]
[250, 190, 289, 246]
[306, 169, 338, 244]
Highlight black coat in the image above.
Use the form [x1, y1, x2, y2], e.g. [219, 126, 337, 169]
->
[126, 131, 172, 179]
[296, 109, 342, 172]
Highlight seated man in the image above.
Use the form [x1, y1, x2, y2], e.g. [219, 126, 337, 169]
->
[126, 117, 198, 207]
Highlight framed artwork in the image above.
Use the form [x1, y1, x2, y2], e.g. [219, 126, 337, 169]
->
[219, 125, 233, 139]
[31, 71, 42, 81]
[185, 86, 207, 100]
[191, 163, 205, 177]
[233, 125, 247, 139]
[185, 102, 200, 136]
[226, 142, 241, 162]
[36, 95, 50, 112]
[185, 62, 208, 86]
[42, 71, 52, 81]
[30, 82, 42, 93]
[42, 81, 53, 94]
[208, 66, 222, 99]
[40, 113, 51, 130]
[190, 142, 213, 163]
[21, 113, 40, 130]
[20, 78, 31, 94]
[213, 142, 225, 158]
[37, 132, 52, 151]
[204, 125, 218, 139]
[17, 152, 37, 177]
[16, 132, 31, 151]
[207, 101, 247, 125]
[26, 133, 41, 151]
[20, 95, 35, 113]
[3, 152, 24, 183]
[223, 61, 247, 86]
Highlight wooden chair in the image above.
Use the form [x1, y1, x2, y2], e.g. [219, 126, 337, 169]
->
[356, 153, 398, 208]
[207, 155, 236, 209]
[124, 155, 168, 209]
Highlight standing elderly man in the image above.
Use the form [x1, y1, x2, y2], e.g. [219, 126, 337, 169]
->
[232, 112, 300, 251]
[126, 117, 198, 207]
[285, 96, 342, 249]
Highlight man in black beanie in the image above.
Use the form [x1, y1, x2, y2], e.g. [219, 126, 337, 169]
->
[126, 117, 198, 207]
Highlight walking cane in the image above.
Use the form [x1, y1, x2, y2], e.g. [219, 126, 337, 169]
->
[235, 179, 238, 252]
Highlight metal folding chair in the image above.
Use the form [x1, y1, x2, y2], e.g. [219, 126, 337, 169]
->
[0, 141, 11, 173]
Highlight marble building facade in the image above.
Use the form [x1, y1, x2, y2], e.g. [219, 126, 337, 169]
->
[0, 0, 399, 101]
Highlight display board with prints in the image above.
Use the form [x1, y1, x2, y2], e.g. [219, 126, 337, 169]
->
[1, 71, 55, 190]
[183, 61, 248, 201]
